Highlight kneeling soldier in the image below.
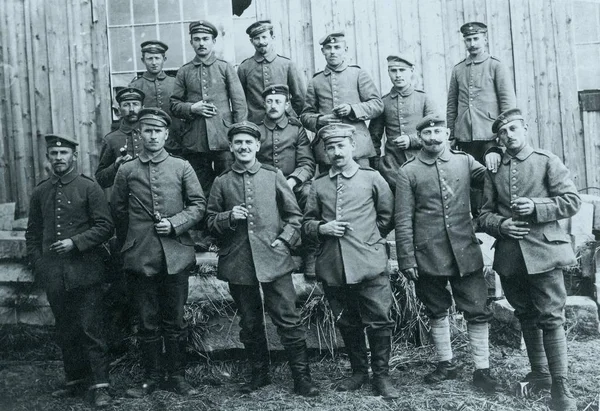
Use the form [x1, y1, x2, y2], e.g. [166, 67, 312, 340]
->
[206, 121, 318, 397]
[395, 115, 497, 393]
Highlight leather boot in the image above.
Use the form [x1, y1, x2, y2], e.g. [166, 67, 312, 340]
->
[90, 387, 112, 408]
[424, 360, 458, 384]
[240, 342, 271, 393]
[126, 339, 162, 398]
[164, 336, 198, 396]
[368, 333, 399, 400]
[336, 328, 369, 391]
[550, 377, 577, 411]
[521, 322, 551, 394]
[285, 342, 319, 397]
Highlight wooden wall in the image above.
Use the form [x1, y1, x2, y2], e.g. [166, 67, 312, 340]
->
[0, 0, 593, 217]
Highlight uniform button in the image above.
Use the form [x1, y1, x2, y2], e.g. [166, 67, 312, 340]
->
[512, 185, 517, 189]
[155, 202, 158, 205]
[57, 232, 61, 235]
[442, 187, 446, 191]
[249, 230, 254, 234]
[248, 205, 253, 208]
[69, 222, 73, 225]
[445, 215, 449, 219]
[444, 196, 448, 199]
[512, 170, 517, 174]
[447, 224, 450, 228]
[67, 201, 71, 204]
[247, 189, 252, 192]
[58, 185, 63, 188]
[250, 222, 254, 225]
[512, 194, 517, 198]
[57, 224, 61, 228]
[512, 177, 516, 181]
[57, 207, 61, 211]
[58, 199, 61, 203]
[57, 216, 61, 219]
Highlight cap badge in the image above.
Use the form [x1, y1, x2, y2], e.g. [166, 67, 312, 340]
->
[56, 141, 62, 146]
[429, 121, 435, 127]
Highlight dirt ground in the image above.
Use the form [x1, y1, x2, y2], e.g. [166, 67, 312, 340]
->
[0, 326, 599, 411]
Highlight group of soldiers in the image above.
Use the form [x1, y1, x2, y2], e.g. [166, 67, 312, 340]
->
[24, 18, 580, 411]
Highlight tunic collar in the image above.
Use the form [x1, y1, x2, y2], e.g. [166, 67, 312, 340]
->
[50, 165, 78, 185]
[501, 144, 534, 164]
[329, 161, 359, 178]
[119, 120, 136, 135]
[192, 52, 217, 66]
[253, 49, 277, 63]
[263, 115, 289, 131]
[231, 159, 262, 175]
[142, 71, 167, 81]
[323, 61, 348, 76]
[417, 146, 451, 165]
[390, 84, 414, 98]
[465, 52, 490, 65]
[138, 148, 169, 164]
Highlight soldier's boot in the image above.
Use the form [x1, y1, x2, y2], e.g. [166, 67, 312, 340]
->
[425, 316, 457, 384]
[544, 327, 576, 411]
[126, 339, 162, 398]
[164, 336, 198, 396]
[515, 323, 552, 396]
[367, 333, 400, 400]
[335, 328, 369, 391]
[468, 322, 497, 393]
[89, 387, 112, 408]
[240, 342, 271, 393]
[285, 342, 319, 397]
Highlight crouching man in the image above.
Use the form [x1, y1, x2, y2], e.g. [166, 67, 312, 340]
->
[206, 121, 318, 397]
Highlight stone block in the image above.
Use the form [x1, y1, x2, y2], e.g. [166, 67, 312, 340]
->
[565, 296, 599, 336]
[489, 299, 522, 348]
[0, 231, 27, 259]
[580, 194, 600, 233]
[477, 232, 496, 266]
[0, 306, 17, 324]
[0, 202, 16, 230]
[387, 240, 397, 260]
[17, 306, 55, 326]
[0, 262, 34, 282]
[12, 218, 28, 231]
[188, 275, 232, 304]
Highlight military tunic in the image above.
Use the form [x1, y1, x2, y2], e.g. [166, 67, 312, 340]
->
[369, 85, 436, 186]
[237, 50, 306, 124]
[95, 122, 143, 189]
[446, 53, 515, 142]
[301, 63, 383, 166]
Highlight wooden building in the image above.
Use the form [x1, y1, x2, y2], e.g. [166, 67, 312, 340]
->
[0, 0, 598, 216]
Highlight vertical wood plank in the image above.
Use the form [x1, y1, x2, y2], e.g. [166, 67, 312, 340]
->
[309, 0, 334, 72]
[352, 0, 379, 89]
[0, 0, 10, 203]
[373, 0, 400, 94]
[397, 0, 423, 89]
[443, 0, 467, 89]
[418, 0, 447, 111]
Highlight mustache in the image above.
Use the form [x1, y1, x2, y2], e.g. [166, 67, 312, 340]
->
[422, 140, 443, 146]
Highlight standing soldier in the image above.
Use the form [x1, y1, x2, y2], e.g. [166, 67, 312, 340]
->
[129, 40, 182, 155]
[369, 53, 436, 190]
[206, 122, 319, 397]
[95, 87, 145, 189]
[394, 115, 497, 393]
[26, 135, 114, 407]
[111, 108, 206, 397]
[170, 20, 247, 250]
[479, 108, 581, 411]
[302, 124, 398, 400]
[301, 31, 383, 172]
[237, 20, 306, 124]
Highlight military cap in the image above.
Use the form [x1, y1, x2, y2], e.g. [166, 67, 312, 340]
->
[45, 134, 78, 150]
[246, 20, 273, 37]
[319, 31, 345, 46]
[317, 123, 356, 144]
[387, 53, 414, 67]
[138, 108, 171, 127]
[261, 84, 289, 99]
[492, 108, 524, 134]
[460, 22, 488, 36]
[140, 40, 168, 54]
[115, 87, 145, 104]
[227, 121, 262, 140]
[189, 20, 218, 37]
[416, 115, 447, 132]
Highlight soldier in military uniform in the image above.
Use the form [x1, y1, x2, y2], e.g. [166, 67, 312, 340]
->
[237, 20, 306, 124]
[129, 40, 182, 155]
[301, 31, 383, 172]
[95, 87, 145, 190]
[302, 124, 398, 400]
[26, 135, 114, 407]
[394, 115, 497, 393]
[369, 53, 436, 190]
[479, 108, 581, 411]
[111, 108, 206, 397]
[206, 122, 318, 397]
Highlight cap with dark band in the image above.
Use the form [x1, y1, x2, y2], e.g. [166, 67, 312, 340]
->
[319, 31, 345, 46]
[227, 121, 262, 140]
[460, 22, 488, 36]
[492, 108, 524, 134]
[246, 20, 273, 37]
[317, 123, 356, 144]
[116, 87, 145, 104]
[138, 108, 171, 127]
[140, 40, 168, 54]
[416, 115, 447, 132]
[261, 84, 289, 99]
[189, 20, 218, 37]
[387, 53, 414, 67]
[45, 134, 79, 150]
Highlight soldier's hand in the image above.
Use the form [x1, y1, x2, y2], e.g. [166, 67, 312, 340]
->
[49, 239, 75, 254]
[317, 114, 340, 127]
[154, 218, 173, 236]
[500, 218, 530, 239]
[511, 197, 535, 216]
[402, 267, 419, 281]
[287, 178, 298, 190]
[485, 152, 501, 173]
[191, 101, 217, 117]
[115, 154, 132, 167]
[332, 104, 352, 118]
[318, 220, 353, 237]
[393, 135, 411, 150]
[231, 204, 249, 221]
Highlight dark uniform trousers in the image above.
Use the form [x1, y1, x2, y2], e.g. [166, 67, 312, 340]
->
[323, 274, 394, 337]
[46, 284, 109, 386]
[228, 275, 305, 348]
[496, 241, 566, 330]
[414, 268, 492, 324]
[184, 151, 234, 201]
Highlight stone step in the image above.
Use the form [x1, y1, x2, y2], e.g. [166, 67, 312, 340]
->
[0, 231, 26, 260]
